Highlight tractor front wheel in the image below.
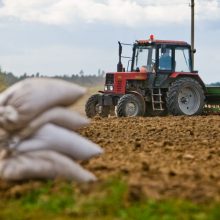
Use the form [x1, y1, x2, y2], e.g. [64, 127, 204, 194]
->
[85, 94, 110, 118]
[166, 78, 205, 116]
[117, 94, 144, 117]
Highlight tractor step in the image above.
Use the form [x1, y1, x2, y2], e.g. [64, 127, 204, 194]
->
[151, 88, 164, 111]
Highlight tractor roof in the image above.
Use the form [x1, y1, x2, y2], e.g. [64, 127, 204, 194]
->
[137, 39, 190, 46]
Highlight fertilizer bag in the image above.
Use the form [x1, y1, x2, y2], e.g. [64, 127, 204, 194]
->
[0, 78, 86, 131]
[0, 150, 96, 182]
[16, 107, 89, 140]
[11, 124, 103, 161]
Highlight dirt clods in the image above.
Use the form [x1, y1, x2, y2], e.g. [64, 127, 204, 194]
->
[80, 115, 220, 202]
[1, 115, 220, 203]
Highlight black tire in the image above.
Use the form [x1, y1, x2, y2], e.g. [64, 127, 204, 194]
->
[85, 94, 110, 118]
[166, 77, 205, 116]
[117, 94, 144, 117]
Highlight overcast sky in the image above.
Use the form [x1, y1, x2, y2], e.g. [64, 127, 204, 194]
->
[0, 0, 220, 83]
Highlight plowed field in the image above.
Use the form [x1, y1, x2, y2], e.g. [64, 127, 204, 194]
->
[1, 87, 220, 204]
[80, 115, 220, 203]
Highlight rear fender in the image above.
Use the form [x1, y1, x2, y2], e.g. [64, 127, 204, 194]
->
[169, 73, 206, 91]
[127, 91, 146, 114]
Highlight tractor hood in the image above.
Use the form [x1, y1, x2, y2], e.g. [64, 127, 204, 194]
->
[104, 71, 147, 94]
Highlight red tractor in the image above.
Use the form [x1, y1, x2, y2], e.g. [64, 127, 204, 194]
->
[85, 35, 220, 117]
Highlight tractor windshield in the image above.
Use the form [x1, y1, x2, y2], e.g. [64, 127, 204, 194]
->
[133, 46, 156, 72]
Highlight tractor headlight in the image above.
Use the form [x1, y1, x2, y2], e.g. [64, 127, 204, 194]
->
[109, 85, 114, 91]
[104, 85, 114, 91]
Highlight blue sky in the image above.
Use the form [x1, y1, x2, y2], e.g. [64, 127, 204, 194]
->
[0, 0, 220, 83]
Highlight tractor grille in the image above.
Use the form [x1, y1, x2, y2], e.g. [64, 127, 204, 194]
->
[116, 80, 123, 92]
[105, 73, 114, 85]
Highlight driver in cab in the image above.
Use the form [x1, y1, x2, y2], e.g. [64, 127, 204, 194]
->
[159, 48, 172, 70]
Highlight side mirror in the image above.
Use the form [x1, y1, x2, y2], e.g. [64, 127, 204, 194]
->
[192, 49, 196, 54]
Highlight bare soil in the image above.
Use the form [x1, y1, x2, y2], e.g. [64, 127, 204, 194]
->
[80, 115, 220, 203]
[1, 113, 220, 203]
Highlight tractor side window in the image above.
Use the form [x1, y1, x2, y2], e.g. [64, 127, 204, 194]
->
[175, 47, 191, 72]
[134, 46, 156, 72]
[159, 47, 172, 71]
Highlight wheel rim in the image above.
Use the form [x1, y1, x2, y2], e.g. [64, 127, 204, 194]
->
[178, 86, 200, 115]
[95, 104, 102, 114]
[125, 102, 138, 116]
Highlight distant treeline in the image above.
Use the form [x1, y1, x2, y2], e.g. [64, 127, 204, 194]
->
[1, 67, 220, 89]
[209, 82, 220, 86]
[0, 67, 105, 88]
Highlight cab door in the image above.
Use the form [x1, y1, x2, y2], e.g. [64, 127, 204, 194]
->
[154, 45, 175, 87]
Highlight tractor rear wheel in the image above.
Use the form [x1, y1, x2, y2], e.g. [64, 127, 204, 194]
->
[166, 78, 205, 116]
[117, 94, 144, 117]
[85, 94, 110, 118]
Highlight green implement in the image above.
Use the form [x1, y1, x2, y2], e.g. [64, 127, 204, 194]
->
[204, 87, 220, 114]
[206, 87, 220, 105]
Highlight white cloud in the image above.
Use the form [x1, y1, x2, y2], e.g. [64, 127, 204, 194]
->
[197, 0, 220, 21]
[0, 0, 219, 26]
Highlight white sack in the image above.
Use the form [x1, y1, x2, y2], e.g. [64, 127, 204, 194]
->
[11, 124, 103, 161]
[16, 107, 89, 140]
[0, 150, 96, 182]
[0, 78, 86, 131]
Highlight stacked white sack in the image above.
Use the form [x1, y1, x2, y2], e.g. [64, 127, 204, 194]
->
[0, 78, 87, 131]
[0, 78, 103, 182]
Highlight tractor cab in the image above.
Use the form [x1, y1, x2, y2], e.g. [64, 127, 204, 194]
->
[131, 35, 193, 75]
